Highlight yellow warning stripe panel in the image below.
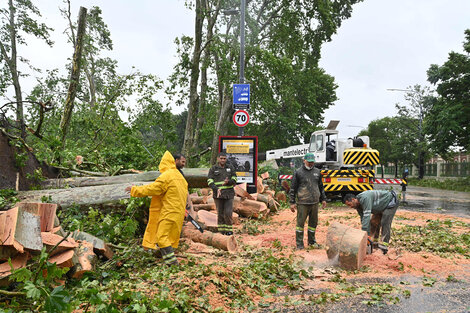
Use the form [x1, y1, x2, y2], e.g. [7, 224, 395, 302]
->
[321, 169, 375, 177]
[324, 183, 373, 192]
[343, 148, 380, 165]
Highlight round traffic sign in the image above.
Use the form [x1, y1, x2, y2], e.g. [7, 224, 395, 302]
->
[233, 110, 250, 127]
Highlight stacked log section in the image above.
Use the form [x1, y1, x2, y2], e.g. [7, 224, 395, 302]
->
[183, 228, 238, 253]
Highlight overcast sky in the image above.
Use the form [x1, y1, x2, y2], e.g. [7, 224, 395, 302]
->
[12, 0, 470, 140]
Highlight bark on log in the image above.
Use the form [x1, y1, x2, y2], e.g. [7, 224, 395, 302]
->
[18, 182, 147, 209]
[72, 230, 113, 260]
[326, 222, 367, 270]
[275, 191, 287, 203]
[256, 177, 265, 193]
[70, 241, 96, 279]
[41, 168, 210, 189]
[193, 203, 216, 212]
[182, 227, 237, 253]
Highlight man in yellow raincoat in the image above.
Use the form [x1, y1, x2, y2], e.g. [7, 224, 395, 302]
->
[125, 151, 188, 265]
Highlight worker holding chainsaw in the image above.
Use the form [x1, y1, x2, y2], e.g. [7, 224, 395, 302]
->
[289, 153, 327, 250]
[125, 151, 188, 266]
[207, 152, 237, 235]
[343, 190, 399, 254]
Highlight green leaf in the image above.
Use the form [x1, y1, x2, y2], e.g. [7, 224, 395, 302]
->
[24, 281, 42, 300]
[44, 285, 71, 313]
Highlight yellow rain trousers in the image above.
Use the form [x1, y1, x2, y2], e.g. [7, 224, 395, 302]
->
[130, 151, 188, 250]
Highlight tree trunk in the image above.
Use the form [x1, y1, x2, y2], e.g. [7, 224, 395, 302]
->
[235, 199, 269, 218]
[182, 0, 204, 157]
[40, 168, 210, 189]
[326, 222, 367, 270]
[60, 6, 87, 149]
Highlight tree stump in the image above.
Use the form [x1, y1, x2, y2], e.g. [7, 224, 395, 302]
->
[326, 222, 367, 270]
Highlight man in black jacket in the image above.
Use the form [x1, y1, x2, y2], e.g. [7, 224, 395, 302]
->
[289, 153, 327, 249]
[207, 152, 238, 235]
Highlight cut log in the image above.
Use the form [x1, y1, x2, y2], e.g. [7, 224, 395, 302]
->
[196, 210, 218, 232]
[326, 222, 367, 270]
[275, 191, 287, 203]
[235, 184, 254, 200]
[254, 193, 277, 211]
[256, 177, 265, 194]
[198, 188, 212, 196]
[70, 241, 97, 279]
[193, 203, 216, 212]
[6, 205, 43, 252]
[235, 199, 269, 219]
[72, 231, 113, 260]
[260, 172, 270, 179]
[190, 196, 207, 204]
[182, 228, 237, 253]
[0, 252, 29, 279]
[41, 232, 78, 256]
[41, 168, 210, 189]
[48, 249, 74, 268]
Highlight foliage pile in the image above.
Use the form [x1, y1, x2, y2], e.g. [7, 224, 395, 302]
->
[392, 219, 470, 258]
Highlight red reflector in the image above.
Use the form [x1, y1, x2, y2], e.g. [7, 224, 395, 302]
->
[324, 178, 331, 183]
[358, 178, 364, 183]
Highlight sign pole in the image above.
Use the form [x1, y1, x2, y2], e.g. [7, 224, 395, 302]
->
[239, 0, 246, 136]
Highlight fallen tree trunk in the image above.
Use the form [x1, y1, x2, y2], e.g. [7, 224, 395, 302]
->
[41, 168, 210, 189]
[192, 203, 216, 212]
[326, 222, 367, 270]
[182, 227, 237, 253]
[18, 182, 148, 209]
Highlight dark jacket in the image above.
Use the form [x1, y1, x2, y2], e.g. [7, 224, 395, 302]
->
[207, 163, 237, 199]
[289, 165, 326, 205]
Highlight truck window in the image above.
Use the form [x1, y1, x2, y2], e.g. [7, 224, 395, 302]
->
[316, 134, 324, 151]
[309, 135, 316, 152]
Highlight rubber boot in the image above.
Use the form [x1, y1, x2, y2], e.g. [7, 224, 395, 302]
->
[160, 246, 178, 266]
[308, 230, 317, 246]
[296, 231, 304, 250]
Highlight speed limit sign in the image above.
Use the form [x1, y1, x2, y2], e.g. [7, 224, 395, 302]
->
[233, 110, 250, 127]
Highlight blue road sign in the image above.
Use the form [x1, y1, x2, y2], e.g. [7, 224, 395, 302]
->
[233, 84, 250, 105]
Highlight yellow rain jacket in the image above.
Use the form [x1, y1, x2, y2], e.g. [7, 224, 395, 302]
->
[130, 151, 188, 249]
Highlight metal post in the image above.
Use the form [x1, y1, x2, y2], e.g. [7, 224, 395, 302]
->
[238, 0, 245, 137]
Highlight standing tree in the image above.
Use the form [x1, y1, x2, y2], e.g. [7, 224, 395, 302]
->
[395, 85, 433, 179]
[170, 0, 363, 164]
[0, 0, 53, 138]
[426, 29, 470, 155]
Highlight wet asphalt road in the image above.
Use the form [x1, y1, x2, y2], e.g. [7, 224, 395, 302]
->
[262, 186, 470, 313]
[376, 185, 470, 218]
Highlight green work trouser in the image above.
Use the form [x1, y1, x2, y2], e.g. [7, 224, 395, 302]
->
[370, 204, 398, 244]
[296, 203, 318, 248]
[214, 198, 233, 234]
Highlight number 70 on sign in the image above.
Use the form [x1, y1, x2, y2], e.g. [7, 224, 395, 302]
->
[233, 110, 250, 127]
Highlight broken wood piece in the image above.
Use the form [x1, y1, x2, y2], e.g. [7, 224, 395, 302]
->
[196, 210, 218, 232]
[326, 222, 367, 270]
[72, 231, 113, 259]
[14, 202, 58, 232]
[41, 232, 78, 256]
[255, 193, 277, 211]
[260, 172, 270, 179]
[70, 241, 97, 279]
[182, 228, 237, 253]
[11, 205, 43, 252]
[190, 196, 207, 204]
[0, 252, 29, 279]
[48, 249, 74, 268]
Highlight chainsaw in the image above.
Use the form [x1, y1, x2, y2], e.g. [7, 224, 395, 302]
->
[185, 207, 203, 233]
